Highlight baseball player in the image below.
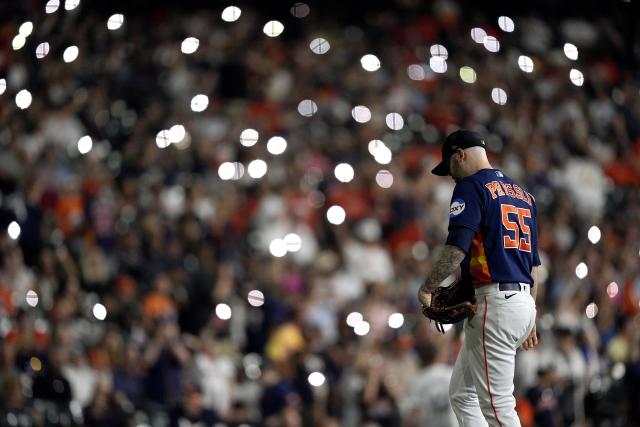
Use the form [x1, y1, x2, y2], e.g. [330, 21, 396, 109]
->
[417, 129, 540, 426]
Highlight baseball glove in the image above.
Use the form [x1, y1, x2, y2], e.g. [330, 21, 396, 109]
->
[422, 279, 477, 333]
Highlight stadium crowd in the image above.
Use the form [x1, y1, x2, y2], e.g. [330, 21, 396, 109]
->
[0, 0, 639, 426]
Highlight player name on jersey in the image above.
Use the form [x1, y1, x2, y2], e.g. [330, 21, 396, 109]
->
[484, 181, 533, 206]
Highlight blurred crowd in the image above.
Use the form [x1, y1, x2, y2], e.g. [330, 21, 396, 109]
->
[1, 0, 640, 426]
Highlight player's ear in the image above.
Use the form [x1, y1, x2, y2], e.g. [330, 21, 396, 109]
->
[457, 148, 465, 160]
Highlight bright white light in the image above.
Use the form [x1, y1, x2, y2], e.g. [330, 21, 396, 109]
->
[483, 36, 500, 53]
[360, 54, 381, 72]
[12, 35, 26, 51]
[291, 2, 310, 18]
[470, 27, 487, 43]
[190, 94, 209, 112]
[218, 162, 236, 180]
[441, 324, 453, 332]
[263, 20, 284, 37]
[221, 6, 242, 22]
[156, 130, 170, 148]
[64, 0, 80, 11]
[376, 170, 394, 188]
[575, 262, 588, 279]
[215, 303, 232, 320]
[26, 290, 39, 307]
[564, 43, 578, 60]
[327, 205, 346, 225]
[388, 313, 404, 329]
[374, 146, 392, 165]
[491, 88, 508, 105]
[247, 290, 264, 307]
[248, 159, 268, 179]
[19, 22, 34, 36]
[35, 42, 50, 59]
[181, 37, 199, 54]
[585, 302, 598, 319]
[169, 124, 186, 144]
[63, 46, 79, 63]
[310, 37, 330, 54]
[459, 66, 477, 84]
[346, 312, 363, 327]
[354, 320, 370, 336]
[284, 233, 302, 252]
[0, 79, 6, 95]
[107, 14, 124, 30]
[607, 282, 618, 298]
[297, 99, 318, 117]
[429, 56, 447, 73]
[518, 55, 534, 73]
[46, 0, 60, 13]
[368, 140, 386, 157]
[430, 44, 448, 59]
[266, 136, 287, 155]
[240, 129, 259, 147]
[269, 239, 287, 257]
[588, 226, 601, 244]
[498, 16, 515, 32]
[351, 105, 371, 123]
[308, 372, 326, 387]
[15, 89, 33, 110]
[77, 135, 92, 154]
[92, 303, 107, 320]
[407, 64, 425, 80]
[8, 221, 21, 240]
[334, 163, 355, 183]
[612, 363, 626, 380]
[385, 112, 404, 130]
[570, 69, 584, 86]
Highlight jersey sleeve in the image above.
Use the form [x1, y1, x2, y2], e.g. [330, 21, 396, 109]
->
[447, 179, 483, 233]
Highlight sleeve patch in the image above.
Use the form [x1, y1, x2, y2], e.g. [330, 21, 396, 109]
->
[449, 198, 466, 218]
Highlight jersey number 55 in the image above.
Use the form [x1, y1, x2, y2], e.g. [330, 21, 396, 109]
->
[500, 204, 532, 252]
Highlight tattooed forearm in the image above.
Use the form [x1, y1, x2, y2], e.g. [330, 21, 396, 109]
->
[420, 245, 466, 293]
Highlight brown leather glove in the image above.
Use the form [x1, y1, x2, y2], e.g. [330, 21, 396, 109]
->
[422, 280, 477, 333]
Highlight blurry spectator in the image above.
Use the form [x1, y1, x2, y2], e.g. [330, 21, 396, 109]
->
[169, 384, 217, 427]
[526, 367, 562, 427]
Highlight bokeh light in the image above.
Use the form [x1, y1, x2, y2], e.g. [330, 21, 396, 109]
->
[19, 22, 34, 37]
[570, 69, 584, 86]
[575, 262, 588, 279]
[107, 14, 124, 30]
[346, 312, 363, 327]
[483, 36, 500, 52]
[308, 372, 325, 387]
[518, 55, 534, 73]
[218, 162, 236, 180]
[77, 135, 93, 154]
[564, 43, 579, 60]
[26, 290, 39, 307]
[247, 159, 268, 179]
[156, 130, 170, 148]
[221, 6, 242, 22]
[15, 89, 33, 110]
[240, 128, 259, 147]
[181, 37, 199, 54]
[297, 99, 318, 117]
[190, 94, 209, 112]
[215, 303, 232, 320]
[429, 56, 447, 73]
[93, 303, 107, 320]
[374, 146, 392, 165]
[290, 2, 310, 18]
[266, 136, 287, 155]
[459, 66, 477, 83]
[45, 0, 60, 13]
[470, 27, 486, 43]
[326, 205, 346, 225]
[8, 222, 20, 240]
[269, 239, 287, 257]
[491, 88, 508, 105]
[385, 112, 404, 130]
[263, 20, 284, 37]
[388, 313, 404, 329]
[588, 225, 601, 244]
[498, 16, 515, 32]
[430, 44, 448, 59]
[407, 64, 425, 80]
[352, 105, 372, 123]
[63, 46, 79, 63]
[375, 170, 393, 188]
[354, 320, 370, 336]
[12, 35, 27, 51]
[64, 0, 80, 11]
[585, 302, 598, 319]
[284, 233, 302, 252]
[334, 163, 355, 183]
[169, 124, 186, 144]
[0, 79, 6, 95]
[36, 42, 50, 59]
[310, 38, 330, 54]
[360, 54, 381, 72]
[247, 290, 264, 307]
[606, 282, 618, 298]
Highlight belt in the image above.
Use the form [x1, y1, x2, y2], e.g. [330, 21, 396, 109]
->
[475, 282, 531, 296]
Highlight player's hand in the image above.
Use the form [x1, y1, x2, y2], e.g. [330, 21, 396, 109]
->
[417, 287, 431, 308]
[519, 324, 538, 351]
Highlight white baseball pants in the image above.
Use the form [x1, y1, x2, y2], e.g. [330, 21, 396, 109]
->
[449, 283, 536, 427]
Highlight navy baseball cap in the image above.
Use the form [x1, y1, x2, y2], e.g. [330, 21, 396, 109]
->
[431, 129, 487, 176]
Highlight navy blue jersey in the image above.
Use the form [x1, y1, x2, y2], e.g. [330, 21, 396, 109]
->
[445, 169, 540, 287]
